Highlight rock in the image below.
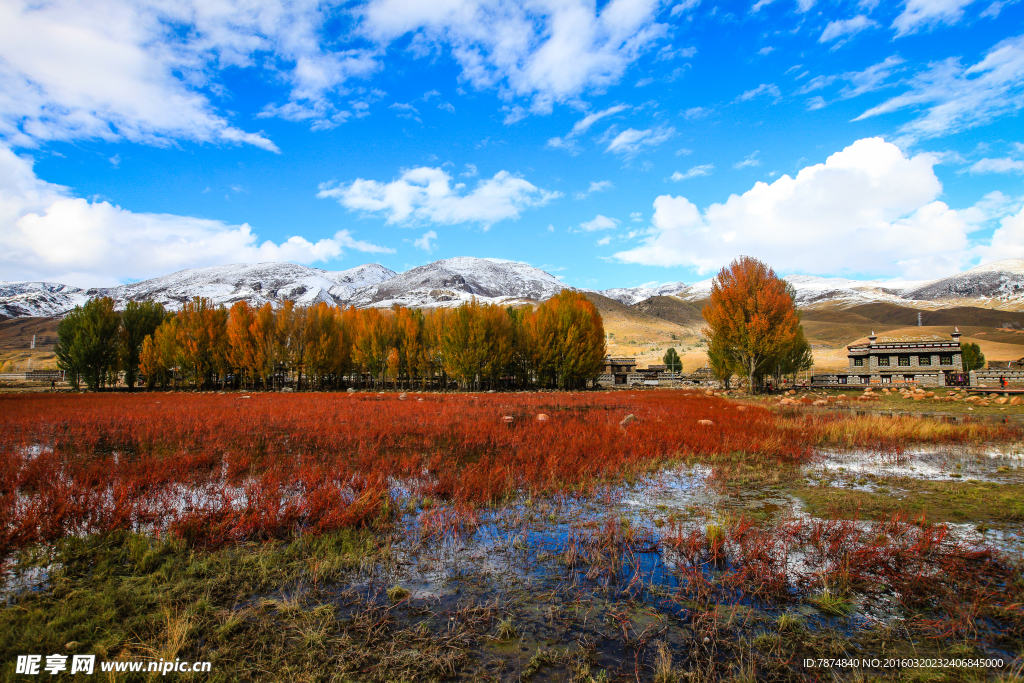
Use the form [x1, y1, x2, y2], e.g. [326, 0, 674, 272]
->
[912, 395, 924, 401]
[536, 413, 549, 422]
[736, 405, 748, 412]
[347, 387, 356, 393]
[813, 399, 827, 406]
[487, 389, 496, 393]
[1011, 397, 1021, 405]
[399, 393, 407, 400]
[924, 391, 935, 398]
[995, 397, 1009, 405]
[780, 398, 798, 406]
[977, 401, 990, 407]
[503, 415, 514, 424]
[698, 419, 714, 426]
[620, 414, 635, 427]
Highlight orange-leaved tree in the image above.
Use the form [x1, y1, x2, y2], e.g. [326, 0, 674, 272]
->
[530, 290, 606, 390]
[701, 256, 800, 393]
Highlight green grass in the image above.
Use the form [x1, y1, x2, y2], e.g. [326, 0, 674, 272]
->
[795, 479, 1024, 522]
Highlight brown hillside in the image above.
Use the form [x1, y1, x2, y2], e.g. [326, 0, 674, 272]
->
[0, 317, 60, 371]
[804, 302, 1024, 329]
[631, 296, 704, 328]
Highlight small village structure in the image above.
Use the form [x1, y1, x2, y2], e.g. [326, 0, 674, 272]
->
[597, 356, 716, 387]
[598, 356, 637, 385]
[812, 328, 967, 388]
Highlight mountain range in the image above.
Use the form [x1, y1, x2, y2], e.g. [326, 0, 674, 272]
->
[2, 257, 1023, 319]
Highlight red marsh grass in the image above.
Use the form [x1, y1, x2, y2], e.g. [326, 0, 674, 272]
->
[1, 391, 1020, 556]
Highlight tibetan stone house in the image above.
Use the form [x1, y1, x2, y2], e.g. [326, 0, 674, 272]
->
[598, 356, 637, 386]
[813, 328, 966, 387]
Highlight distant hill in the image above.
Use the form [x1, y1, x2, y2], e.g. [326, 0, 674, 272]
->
[631, 296, 704, 327]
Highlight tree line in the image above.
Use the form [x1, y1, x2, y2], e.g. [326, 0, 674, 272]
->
[55, 290, 607, 391]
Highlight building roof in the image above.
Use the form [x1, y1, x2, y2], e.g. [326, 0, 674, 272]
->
[874, 334, 951, 344]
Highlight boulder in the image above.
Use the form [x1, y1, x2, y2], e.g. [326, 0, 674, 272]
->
[620, 414, 635, 427]
[536, 413, 550, 422]
[1011, 397, 1022, 406]
[812, 399, 827, 406]
[924, 391, 935, 398]
[399, 393, 407, 400]
[697, 419, 714, 426]
[995, 397, 1009, 405]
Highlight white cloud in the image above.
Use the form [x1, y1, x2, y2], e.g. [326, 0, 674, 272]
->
[630, 212, 643, 222]
[0, 0, 389, 148]
[615, 137, 978, 279]
[856, 36, 1024, 144]
[967, 157, 1024, 173]
[360, 0, 668, 116]
[806, 96, 828, 110]
[413, 230, 438, 252]
[976, 206, 1024, 260]
[683, 106, 711, 119]
[733, 152, 761, 169]
[892, 0, 978, 36]
[390, 102, 421, 119]
[578, 215, 619, 231]
[547, 104, 629, 150]
[596, 235, 613, 246]
[574, 180, 614, 199]
[819, 15, 878, 43]
[318, 166, 561, 227]
[0, 145, 391, 287]
[737, 83, 782, 102]
[671, 0, 701, 16]
[671, 164, 714, 180]
[757, 46, 775, 56]
[605, 127, 675, 157]
[461, 163, 479, 177]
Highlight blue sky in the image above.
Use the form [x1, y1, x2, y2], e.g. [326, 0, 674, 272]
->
[1, 0, 1022, 289]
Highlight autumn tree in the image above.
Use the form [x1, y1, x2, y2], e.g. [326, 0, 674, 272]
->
[119, 300, 167, 391]
[227, 301, 258, 388]
[702, 257, 801, 393]
[176, 297, 227, 389]
[140, 316, 181, 389]
[304, 303, 346, 389]
[351, 307, 393, 388]
[530, 290, 606, 390]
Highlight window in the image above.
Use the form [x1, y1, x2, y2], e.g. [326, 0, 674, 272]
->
[853, 357, 864, 367]
[899, 356, 911, 367]
[882, 376, 891, 384]
[919, 355, 931, 366]
[878, 357, 890, 366]
[940, 355, 952, 365]
[839, 376, 847, 384]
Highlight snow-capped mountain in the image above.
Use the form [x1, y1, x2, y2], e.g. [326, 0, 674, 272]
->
[350, 257, 568, 308]
[598, 282, 688, 306]
[3, 258, 1024, 319]
[596, 260, 1024, 311]
[0, 258, 564, 317]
